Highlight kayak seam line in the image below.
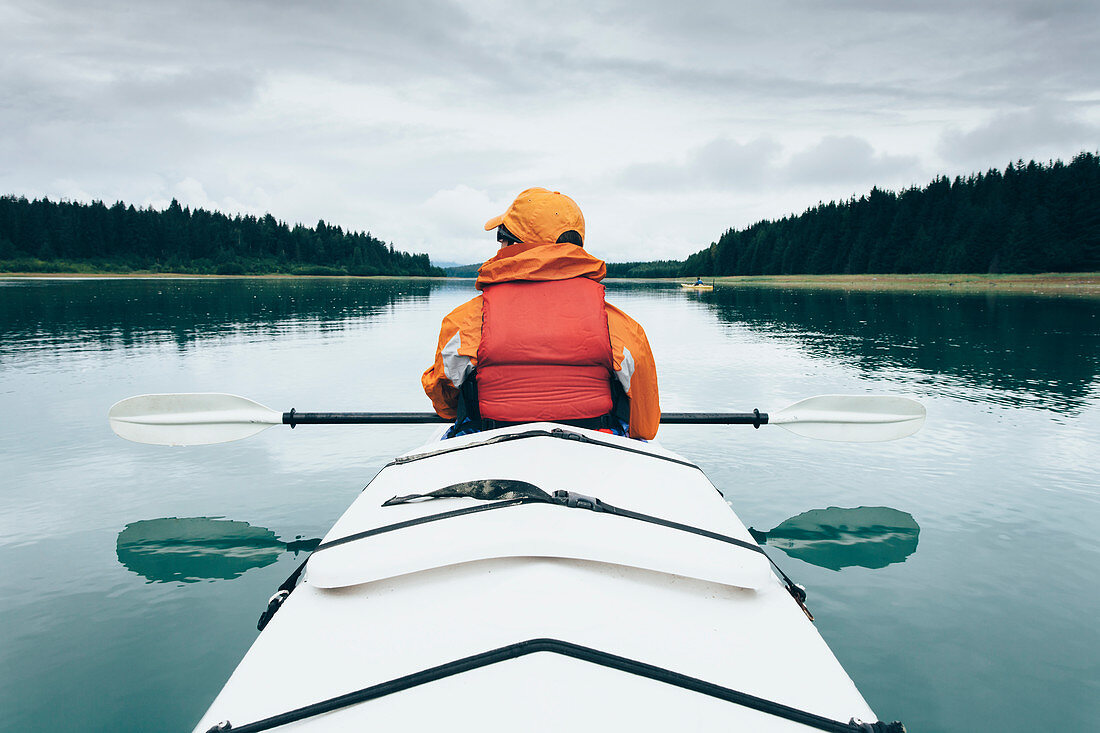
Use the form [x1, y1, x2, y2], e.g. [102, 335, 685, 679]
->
[209, 637, 873, 733]
[386, 429, 701, 470]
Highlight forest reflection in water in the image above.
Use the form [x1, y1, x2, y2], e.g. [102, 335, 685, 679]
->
[5, 277, 1096, 411]
[697, 285, 1100, 413]
[0, 277, 438, 358]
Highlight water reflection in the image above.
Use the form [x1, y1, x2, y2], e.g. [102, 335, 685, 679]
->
[749, 506, 919, 571]
[0, 278, 442, 358]
[703, 287, 1100, 412]
[116, 517, 320, 583]
[604, 279, 691, 295]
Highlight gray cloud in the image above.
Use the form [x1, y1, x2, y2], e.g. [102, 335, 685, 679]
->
[9, 0, 1096, 119]
[616, 135, 922, 194]
[617, 138, 782, 191]
[783, 136, 923, 186]
[938, 106, 1100, 168]
[2, 0, 1097, 262]
[103, 69, 259, 111]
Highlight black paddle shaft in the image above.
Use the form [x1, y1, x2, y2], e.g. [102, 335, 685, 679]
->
[282, 410, 769, 427]
[661, 411, 769, 426]
[284, 410, 448, 425]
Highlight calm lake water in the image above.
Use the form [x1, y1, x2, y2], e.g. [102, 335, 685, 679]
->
[1, 277, 1098, 732]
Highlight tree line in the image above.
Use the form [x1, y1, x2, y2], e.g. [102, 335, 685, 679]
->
[611, 152, 1099, 277]
[0, 196, 443, 276]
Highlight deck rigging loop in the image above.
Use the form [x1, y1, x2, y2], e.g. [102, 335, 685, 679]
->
[256, 559, 307, 631]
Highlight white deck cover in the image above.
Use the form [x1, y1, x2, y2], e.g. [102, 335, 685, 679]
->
[193, 425, 876, 732]
[305, 428, 771, 591]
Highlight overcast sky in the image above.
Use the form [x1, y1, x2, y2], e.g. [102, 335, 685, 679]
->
[3, 0, 1098, 265]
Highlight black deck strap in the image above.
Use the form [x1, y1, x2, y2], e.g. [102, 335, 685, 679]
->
[204, 638, 906, 733]
[312, 497, 544, 553]
[387, 428, 700, 470]
[317, 484, 764, 560]
[551, 490, 766, 557]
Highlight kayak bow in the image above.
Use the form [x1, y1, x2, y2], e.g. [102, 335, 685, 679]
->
[188, 423, 905, 732]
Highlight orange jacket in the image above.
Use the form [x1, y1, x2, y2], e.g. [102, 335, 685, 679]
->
[422, 242, 661, 439]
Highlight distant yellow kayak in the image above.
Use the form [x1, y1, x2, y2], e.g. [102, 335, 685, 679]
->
[680, 283, 714, 291]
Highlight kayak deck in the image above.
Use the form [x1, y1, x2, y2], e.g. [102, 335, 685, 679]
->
[193, 424, 875, 731]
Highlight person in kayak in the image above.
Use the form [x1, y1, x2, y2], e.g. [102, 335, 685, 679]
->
[422, 187, 660, 439]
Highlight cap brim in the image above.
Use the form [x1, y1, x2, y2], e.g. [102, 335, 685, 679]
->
[484, 214, 504, 231]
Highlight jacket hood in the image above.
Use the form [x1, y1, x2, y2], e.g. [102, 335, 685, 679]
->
[475, 242, 606, 290]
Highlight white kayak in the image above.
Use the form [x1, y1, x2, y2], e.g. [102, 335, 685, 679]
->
[192, 423, 902, 733]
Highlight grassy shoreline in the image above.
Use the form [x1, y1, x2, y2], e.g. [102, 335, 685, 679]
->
[671, 273, 1100, 297]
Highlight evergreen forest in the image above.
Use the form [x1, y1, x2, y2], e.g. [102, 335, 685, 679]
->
[0, 197, 443, 276]
[609, 152, 1099, 278]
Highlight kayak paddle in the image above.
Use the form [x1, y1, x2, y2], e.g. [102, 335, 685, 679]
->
[108, 393, 925, 446]
[748, 506, 920, 571]
[116, 517, 320, 583]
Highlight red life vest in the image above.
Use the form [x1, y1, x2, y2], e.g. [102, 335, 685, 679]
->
[477, 278, 614, 422]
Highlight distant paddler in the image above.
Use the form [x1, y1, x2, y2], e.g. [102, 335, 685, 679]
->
[680, 278, 714, 290]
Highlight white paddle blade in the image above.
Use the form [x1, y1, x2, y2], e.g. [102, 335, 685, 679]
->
[108, 393, 283, 446]
[770, 395, 926, 442]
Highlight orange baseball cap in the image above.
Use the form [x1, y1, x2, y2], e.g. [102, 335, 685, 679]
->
[483, 188, 585, 245]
